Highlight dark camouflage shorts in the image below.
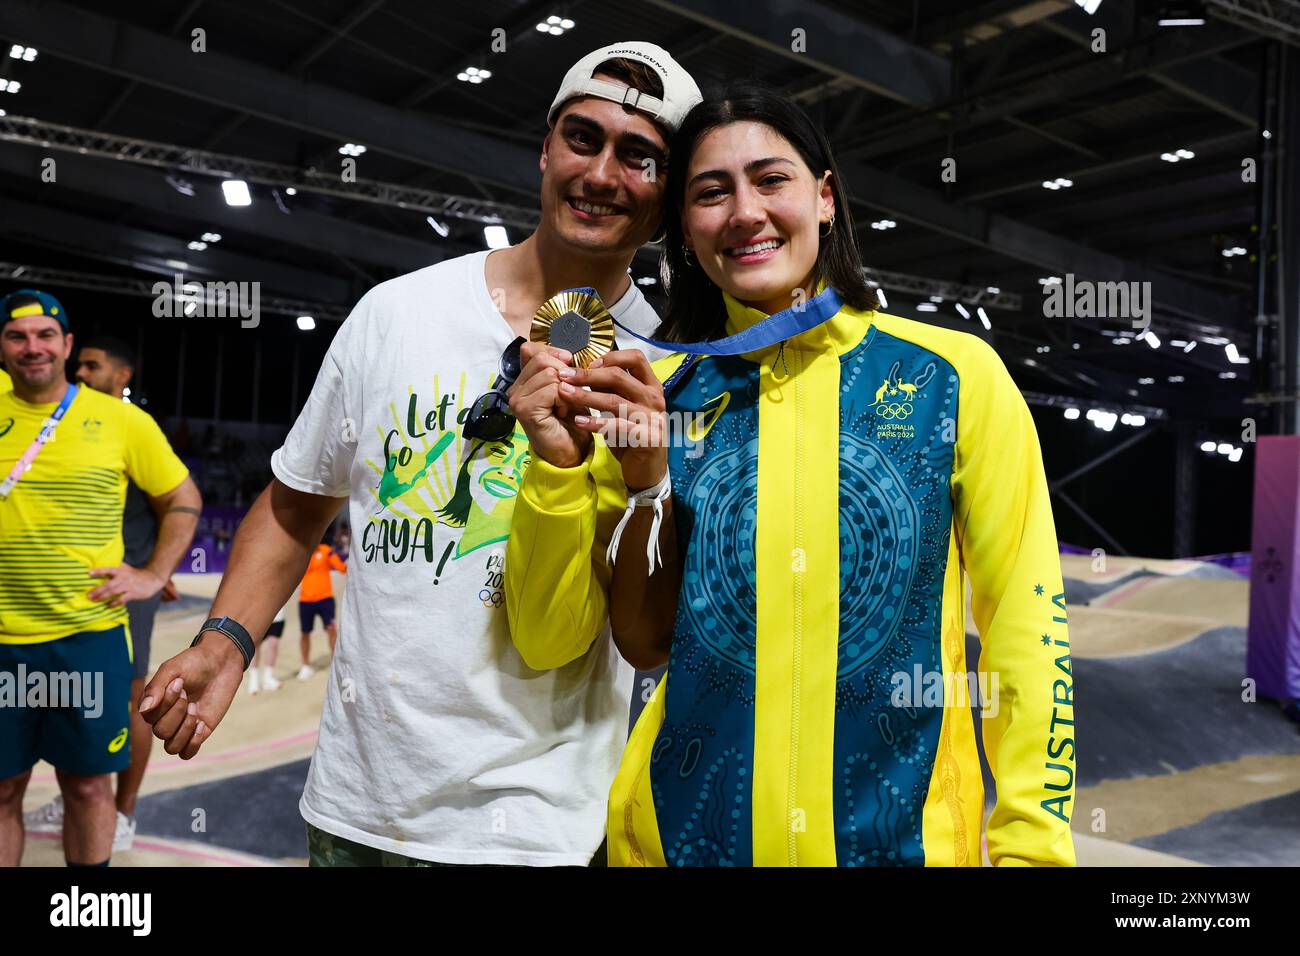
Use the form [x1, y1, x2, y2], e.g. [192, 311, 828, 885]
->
[306, 823, 607, 867]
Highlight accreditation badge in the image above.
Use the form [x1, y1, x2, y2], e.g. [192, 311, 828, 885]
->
[529, 287, 615, 369]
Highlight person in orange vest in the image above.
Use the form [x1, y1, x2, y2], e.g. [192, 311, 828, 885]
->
[296, 534, 347, 681]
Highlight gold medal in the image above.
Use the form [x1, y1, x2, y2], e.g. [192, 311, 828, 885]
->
[530, 288, 615, 369]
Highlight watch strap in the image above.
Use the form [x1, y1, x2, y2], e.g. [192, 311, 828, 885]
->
[192, 616, 255, 671]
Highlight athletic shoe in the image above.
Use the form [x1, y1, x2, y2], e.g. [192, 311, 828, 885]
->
[262, 672, 282, 692]
[23, 795, 64, 833]
[297, 665, 315, 681]
[113, 813, 136, 852]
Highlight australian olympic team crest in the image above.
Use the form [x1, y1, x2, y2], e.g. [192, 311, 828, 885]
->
[868, 360, 936, 420]
[869, 359, 936, 439]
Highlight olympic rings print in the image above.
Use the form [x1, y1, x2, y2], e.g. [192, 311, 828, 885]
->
[874, 402, 914, 420]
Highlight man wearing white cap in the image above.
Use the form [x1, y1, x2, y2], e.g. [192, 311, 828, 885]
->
[138, 43, 702, 866]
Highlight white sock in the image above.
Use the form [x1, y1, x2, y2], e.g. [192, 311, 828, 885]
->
[262, 665, 274, 681]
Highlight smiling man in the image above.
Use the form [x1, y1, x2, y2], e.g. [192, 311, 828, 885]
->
[139, 43, 701, 866]
[0, 290, 200, 867]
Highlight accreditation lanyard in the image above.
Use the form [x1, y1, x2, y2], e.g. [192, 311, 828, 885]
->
[0, 383, 78, 500]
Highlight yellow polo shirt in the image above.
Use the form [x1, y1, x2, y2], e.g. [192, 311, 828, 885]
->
[0, 384, 189, 643]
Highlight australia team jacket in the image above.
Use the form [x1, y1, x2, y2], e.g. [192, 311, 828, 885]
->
[504, 289, 1076, 867]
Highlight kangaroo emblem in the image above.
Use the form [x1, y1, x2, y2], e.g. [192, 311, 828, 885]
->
[868, 360, 937, 415]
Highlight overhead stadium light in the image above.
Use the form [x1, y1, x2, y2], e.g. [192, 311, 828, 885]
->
[1090, 410, 1118, 432]
[221, 179, 252, 207]
[296, 315, 316, 331]
[1075, 0, 1103, 13]
[976, 307, 991, 330]
[484, 225, 510, 249]
[537, 15, 576, 35]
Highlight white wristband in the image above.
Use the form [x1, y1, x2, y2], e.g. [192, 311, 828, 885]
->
[606, 470, 672, 574]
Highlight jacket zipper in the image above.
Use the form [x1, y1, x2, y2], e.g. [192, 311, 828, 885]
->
[789, 347, 805, 866]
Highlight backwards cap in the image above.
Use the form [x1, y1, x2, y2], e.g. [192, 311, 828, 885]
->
[1, 289, 68, 331]
[547, 41, 702, 133]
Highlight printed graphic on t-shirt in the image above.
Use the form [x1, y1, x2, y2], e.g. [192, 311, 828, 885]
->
[359, 376, 532, 594]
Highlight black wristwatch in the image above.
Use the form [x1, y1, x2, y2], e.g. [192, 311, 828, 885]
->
[192, 616, 255, 671]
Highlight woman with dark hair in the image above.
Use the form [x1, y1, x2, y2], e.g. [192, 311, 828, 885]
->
[506, 84, 1075, 867]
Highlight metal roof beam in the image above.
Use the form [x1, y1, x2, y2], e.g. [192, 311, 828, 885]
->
[0, 0, 542, 197]
[838, 160, 1241, 322]
[643, 0, 952, 107]
[0, 143, 460, 273]
[0, 196, 356, 303]
[1041, 3, 1260, 126]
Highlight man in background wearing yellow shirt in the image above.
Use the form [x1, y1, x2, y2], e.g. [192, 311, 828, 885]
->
[0, 289, 201, 867]
[24, 337, 195, 852]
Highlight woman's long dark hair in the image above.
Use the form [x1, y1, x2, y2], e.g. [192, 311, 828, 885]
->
[657, 83, 878, 343]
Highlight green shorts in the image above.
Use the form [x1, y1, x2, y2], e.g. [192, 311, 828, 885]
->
[306, 823, 608, 867]
[0, 625, 133, 779]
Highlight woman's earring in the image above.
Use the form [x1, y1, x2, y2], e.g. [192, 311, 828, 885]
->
[683, 245, 695, 264]
[820, 214, 835, 238]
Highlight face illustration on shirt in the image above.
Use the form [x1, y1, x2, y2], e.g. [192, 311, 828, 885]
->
[474, 431, 530, 503]
[436, 425, 532, 558]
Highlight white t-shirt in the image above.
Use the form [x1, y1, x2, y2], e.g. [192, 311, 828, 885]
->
[271, 249, 664, 865]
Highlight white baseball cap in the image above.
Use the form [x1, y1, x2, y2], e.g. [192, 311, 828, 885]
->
[547, 41, 703, 133]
